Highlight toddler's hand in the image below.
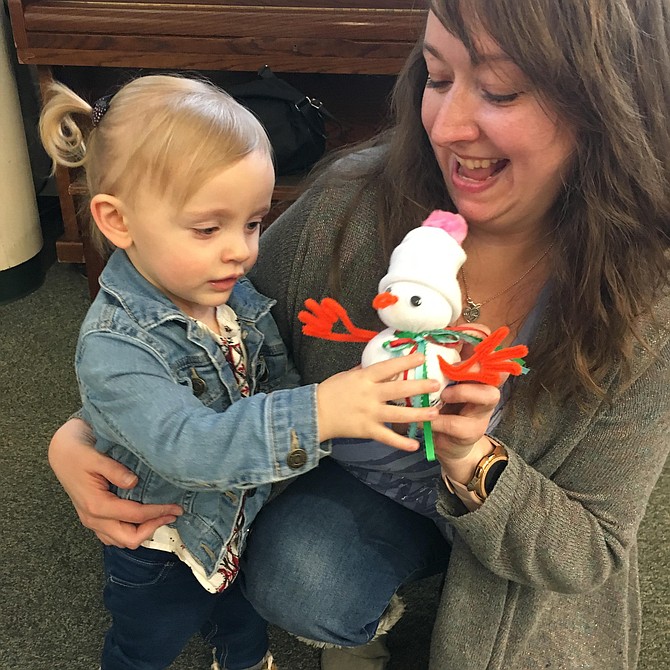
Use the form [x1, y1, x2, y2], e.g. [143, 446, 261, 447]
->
[316, 352, 440, 450]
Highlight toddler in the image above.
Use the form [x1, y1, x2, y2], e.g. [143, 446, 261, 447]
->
[39, 75, 439, 670]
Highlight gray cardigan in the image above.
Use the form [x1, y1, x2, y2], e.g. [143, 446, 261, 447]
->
[250, 169, 670, 670]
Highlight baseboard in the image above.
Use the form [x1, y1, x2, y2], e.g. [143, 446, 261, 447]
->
[0, 252, 44, 305]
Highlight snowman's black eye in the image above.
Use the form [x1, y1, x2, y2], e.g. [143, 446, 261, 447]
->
[410, 296, 422, 307]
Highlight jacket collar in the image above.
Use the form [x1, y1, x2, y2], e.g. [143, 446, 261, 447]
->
[98, 250, 275, 329]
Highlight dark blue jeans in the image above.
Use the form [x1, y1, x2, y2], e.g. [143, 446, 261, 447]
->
[240, 458, 451, 646]
[101, 545, 267, 669]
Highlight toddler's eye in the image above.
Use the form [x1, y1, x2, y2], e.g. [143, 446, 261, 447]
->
[410, 296, 422, 307]
[195, 227, 218, 237]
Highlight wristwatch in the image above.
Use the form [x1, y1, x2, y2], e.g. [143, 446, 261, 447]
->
[444, 436, 508, 509]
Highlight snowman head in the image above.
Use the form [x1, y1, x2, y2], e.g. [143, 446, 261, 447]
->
[374, 281, 461, 331]
[375, 211, 468, 330]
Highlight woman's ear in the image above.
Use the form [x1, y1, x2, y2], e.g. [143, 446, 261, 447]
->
[90, 194, 132, 249]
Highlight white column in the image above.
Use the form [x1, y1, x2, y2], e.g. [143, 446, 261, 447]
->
[0, 7, 42, 279]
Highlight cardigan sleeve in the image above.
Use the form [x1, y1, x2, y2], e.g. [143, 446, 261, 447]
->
[436, 334, 670, 594]
[250, 187, 317, 356]
[249, 167, 388, 385]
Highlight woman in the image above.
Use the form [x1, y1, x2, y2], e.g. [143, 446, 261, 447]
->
[49, 1, 670, 668]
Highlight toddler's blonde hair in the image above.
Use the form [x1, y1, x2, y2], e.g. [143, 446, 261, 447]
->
[39, 75, 273, 252]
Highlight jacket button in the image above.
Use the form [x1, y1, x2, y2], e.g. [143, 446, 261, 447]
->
[224, 490, 238, 504]
[190, 368, 207, 397]
[287, 449, 308, 469]
[286, 429, 308, 469]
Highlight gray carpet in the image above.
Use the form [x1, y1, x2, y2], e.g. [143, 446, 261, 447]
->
[1, 243, 667, 669]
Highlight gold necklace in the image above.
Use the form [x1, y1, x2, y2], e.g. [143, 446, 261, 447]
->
[460, 243, 554, 323]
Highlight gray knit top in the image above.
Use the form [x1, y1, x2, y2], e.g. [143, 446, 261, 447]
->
[250, 163, 670, 670]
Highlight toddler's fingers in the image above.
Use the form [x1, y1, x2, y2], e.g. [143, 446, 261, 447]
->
[380, 377, 440, 403]
[380, 404, 439, 425]
[364, 352, 426, 380]
[373, 427, 421, 452]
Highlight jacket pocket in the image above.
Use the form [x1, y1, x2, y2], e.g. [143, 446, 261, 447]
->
[255, 342, 291, 393]
[175, 360, 225, 408]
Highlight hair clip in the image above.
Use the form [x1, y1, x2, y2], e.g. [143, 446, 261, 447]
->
[91, 94, 114, 127]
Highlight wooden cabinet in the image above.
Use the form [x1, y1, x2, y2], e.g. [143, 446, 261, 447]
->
[8, 0, 426, 296]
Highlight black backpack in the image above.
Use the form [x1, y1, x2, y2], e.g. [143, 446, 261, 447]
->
[229, 65, 335, 176]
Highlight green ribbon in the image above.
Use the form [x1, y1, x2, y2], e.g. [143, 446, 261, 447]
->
[381, 328, 528, 460]
[382, 329, 469, 461]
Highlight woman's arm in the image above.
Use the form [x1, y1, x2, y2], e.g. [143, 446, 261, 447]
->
[49, 419, 182, 547]
[436, 337, 670, 593]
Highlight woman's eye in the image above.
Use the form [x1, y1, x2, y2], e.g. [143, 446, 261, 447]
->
[425, 75, 452, 90]
[483, 90, 522, 104]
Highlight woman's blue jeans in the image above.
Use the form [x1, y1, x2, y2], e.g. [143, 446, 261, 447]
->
[101, 545, 268, 669]
[240, 458, 451, 646]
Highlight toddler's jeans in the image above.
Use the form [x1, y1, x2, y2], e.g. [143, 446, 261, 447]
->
[101, 545, 267, 670]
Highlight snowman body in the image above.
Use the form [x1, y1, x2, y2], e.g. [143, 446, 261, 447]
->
[361, 280, 462, 406]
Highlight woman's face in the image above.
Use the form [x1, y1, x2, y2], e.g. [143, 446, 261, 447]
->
[421, 11, 575, 237]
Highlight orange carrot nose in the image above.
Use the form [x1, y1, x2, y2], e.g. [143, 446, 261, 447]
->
[372, 291, 399, 310]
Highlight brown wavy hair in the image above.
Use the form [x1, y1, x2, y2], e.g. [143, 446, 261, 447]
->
[323, 0, 670, 403]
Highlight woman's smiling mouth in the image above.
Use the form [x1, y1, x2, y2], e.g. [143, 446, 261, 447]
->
[454, 154, 509, 181]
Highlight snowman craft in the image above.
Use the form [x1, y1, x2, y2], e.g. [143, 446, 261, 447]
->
[298, 210, 529, 460]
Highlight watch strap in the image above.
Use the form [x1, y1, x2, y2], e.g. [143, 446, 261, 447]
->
[443, 436, 508, 511]
[443, 474, 483, 512]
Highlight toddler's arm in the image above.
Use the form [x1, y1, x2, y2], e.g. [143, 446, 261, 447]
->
[78, 335, 437, 491]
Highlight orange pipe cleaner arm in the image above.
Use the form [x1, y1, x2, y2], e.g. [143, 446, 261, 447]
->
[298, 298, 378, 343]
[438, 326, 529, 386]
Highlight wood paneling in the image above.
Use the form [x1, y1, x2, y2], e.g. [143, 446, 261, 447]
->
[8, 0, 427, 297]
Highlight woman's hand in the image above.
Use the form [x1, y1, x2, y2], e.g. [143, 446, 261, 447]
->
[49, 419, 183, 548]
[431, 380, 502, 469]
[431, 320, 507, 486]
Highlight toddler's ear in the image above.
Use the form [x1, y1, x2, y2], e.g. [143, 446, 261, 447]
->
[90, 194, 132, 248]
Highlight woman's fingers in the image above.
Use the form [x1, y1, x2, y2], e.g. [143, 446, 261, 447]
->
[431, 381, 501, 449]
[439, 380, 500, 414]
[93, 515, 179, 549]
[79, 490, 182, 526]
[93, 452, 140, 489]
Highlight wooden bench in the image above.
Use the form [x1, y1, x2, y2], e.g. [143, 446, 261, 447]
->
[8, 0, 426, 296]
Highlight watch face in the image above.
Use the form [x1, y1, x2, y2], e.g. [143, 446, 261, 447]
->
[483, 460, 507, 495]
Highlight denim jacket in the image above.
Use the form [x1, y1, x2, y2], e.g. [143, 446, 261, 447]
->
[77, 250, 330, 577]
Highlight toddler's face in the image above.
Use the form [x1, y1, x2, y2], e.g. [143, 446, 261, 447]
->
[123, 150, 275, 321]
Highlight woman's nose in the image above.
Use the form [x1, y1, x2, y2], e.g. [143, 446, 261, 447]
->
[428, 88, 480, 145]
